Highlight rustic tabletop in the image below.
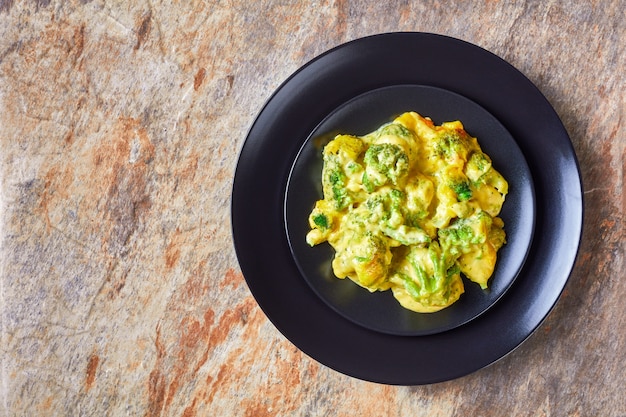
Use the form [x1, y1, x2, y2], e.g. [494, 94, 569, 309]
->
[1, 1, 624, 416]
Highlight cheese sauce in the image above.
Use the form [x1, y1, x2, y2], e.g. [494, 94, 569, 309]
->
[306, 112, 508, 313]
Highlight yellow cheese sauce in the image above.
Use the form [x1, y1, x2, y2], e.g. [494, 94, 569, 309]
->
[306, 112, 508, 313]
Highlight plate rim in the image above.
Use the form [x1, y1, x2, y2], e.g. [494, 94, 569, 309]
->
[231, 31, 583, 385]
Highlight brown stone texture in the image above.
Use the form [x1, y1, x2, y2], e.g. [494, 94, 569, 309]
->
[0, 1, 623, 416]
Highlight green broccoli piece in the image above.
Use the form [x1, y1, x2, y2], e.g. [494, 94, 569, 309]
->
[403, 243, 448, 296]
[466, 151, 493, 182]
[450, 179, 473, 201]
[362, 122, 413, 144]
[312, 214, 329, 229]
[362, 144, 409, 190]
[377, 123, 413, 139]
[399, 271, 424, 299]
[364, 190, 400, 222]
[469, 151, 491, 171]
[438, 220, 474, 249]
[382, 224, 431, 246]
[322, 156, 351, 209]
[439, 212, 492, 248]
[329, 170, 349, 208]
[435, 130, 471, 160]
[446, 263, 461, 279]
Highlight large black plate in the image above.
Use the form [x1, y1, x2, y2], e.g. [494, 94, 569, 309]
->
[231, 32, 583, 385]
[285, 84, 536, 336]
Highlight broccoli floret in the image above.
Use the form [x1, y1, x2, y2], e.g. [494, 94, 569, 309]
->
[351, 231, 391, 287]
[438, 220, 474, 248]
[328, 169, 349, 207]
[312, 214, 329, 229]
[361, 170, 375, 193]
[456, 224, 474, 241]
[322, 157, 351, 209]
[399, 271, 424, 299]
[377, 123, 413, 140]
[435, 130, 471, 160]
[364, 189, 404, 225]
[466, 151, 493, 182]
[439, 212, 493, 249]
[405, 211, 428, 227]
[306, 201, 335, 246]
[389, 188, 404, 203]
[362, 144, 409, 190]
[345, 161, 363, 174]
[382, 224, 431, 246]
[328, 170, 343, 185]
[450, 179, 473, 201]
[469, 151, 491, 171]
[446, 263, 461, 279]
[402, 242, 449, 296]
[364, 194, 385, 216]
[363, 122, 413, 144]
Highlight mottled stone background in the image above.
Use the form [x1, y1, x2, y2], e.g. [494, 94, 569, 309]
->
[0, 0, 623, 416]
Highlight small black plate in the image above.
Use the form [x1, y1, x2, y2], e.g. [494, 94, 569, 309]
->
[285, 85, 535, 336]
[231, 33, 583, 385]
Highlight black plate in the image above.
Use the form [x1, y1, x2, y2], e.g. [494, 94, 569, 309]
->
[285, 84, 535, 336]
[232, 33, 583, 385]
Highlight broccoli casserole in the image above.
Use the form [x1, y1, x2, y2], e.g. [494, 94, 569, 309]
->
[306, 112, 508, 312]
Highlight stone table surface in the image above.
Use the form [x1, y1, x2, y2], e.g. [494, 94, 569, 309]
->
[0, 1, 624, 416]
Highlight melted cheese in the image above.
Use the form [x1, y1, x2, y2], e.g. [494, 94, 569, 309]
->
[306, 112, 508, 313]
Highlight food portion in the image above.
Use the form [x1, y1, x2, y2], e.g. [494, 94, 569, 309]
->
[306, 112, 508, 313]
